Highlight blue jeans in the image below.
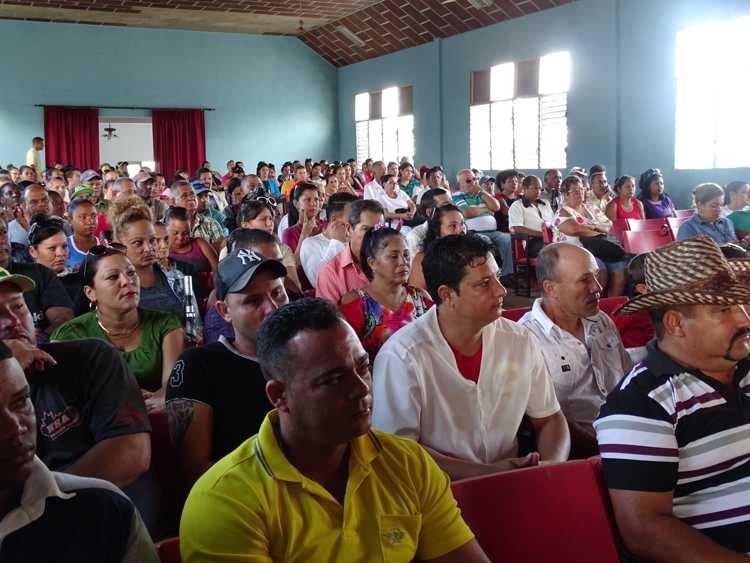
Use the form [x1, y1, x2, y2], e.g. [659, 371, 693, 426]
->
[477, 230, 514, 276]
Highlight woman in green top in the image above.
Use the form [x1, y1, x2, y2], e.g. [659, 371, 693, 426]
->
[51, 244, 184, 413]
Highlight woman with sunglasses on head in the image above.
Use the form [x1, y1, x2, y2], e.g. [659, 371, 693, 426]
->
[408, 204, 466, 291]
[111, 196, 186, 320]
[339, 226, 432, 362]
[51, 245, 184, 413]
[237, 198, 301, 291]
[637, 168, 676, 219]
[27, 214, 88, 315]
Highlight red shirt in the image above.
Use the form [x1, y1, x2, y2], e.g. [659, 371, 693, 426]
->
[449, 341, 483, 383]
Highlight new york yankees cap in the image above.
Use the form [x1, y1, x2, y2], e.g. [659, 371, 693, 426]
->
[216, 248, 287, 301]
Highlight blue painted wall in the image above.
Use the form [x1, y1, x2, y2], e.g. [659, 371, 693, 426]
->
[338, 0, 750, 208]
[0, 21, 338, 172]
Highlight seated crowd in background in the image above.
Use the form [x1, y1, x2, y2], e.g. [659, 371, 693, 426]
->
[2, 139, 750, 562]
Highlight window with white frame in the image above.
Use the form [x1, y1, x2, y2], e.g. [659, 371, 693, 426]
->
[355, 85, 414, 165]
[470, 51, 570, 171]
[675, 16, 750, 169]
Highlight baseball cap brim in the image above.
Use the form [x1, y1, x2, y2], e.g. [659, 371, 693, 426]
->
[0, 273, 35, 293]
[219, 259, 287, 300]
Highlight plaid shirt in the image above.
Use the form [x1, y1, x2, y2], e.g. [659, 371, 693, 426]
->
[191, 212, 224, 244]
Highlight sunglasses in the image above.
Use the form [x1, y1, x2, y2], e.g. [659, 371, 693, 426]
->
[81, 243, 126, 281]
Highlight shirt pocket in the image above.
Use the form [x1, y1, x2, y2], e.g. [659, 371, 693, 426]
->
[378, 514, 422, 562]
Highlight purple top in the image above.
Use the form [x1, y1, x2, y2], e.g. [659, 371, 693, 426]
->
[640, 195, 676, 219]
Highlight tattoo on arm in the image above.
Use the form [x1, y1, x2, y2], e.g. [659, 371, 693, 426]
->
[166, 398, 195, 449]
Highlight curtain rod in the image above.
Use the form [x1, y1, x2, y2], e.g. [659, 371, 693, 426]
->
[35, 104, 215, 111]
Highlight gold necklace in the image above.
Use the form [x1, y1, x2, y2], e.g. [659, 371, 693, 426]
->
[96, 310, 140, 339]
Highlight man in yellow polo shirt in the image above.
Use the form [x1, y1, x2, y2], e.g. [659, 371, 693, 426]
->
[180, 298, 489, 562]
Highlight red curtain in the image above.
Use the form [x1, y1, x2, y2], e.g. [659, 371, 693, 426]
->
[43, 106, 100, 169]
[152, 109, 206, 178]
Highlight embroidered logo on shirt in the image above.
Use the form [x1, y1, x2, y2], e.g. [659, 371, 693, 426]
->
[40, 407, 82, 440]
[383, 528, 405, 546]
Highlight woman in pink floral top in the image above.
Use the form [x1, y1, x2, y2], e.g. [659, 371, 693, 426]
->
[339, 226, 433, 361]
[551, 175, 627, 296]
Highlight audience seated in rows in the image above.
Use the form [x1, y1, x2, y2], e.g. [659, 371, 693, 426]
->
[678, 182, 750, 248]
[508, 174, 554, 259]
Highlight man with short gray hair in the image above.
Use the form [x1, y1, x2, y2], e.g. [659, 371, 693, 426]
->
[519, 242, 631, 458]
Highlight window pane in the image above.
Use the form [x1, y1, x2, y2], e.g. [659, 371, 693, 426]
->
[490, 62, 515, 101]
[355, 93, 370, 122]
[540, 93, 568, 169]
[356, 121, 369, 166]
[397, 115, 415, 165]
[513, 97, 540, 169]
[368, 120, 383, 162]
[382, 117, 398, 163]
[490, 101, 514, 170]
[382, 87, 399, 119]
[675, 78, 715, 169]
[470, 104, 491, 171]
[539, 51, 571, 95]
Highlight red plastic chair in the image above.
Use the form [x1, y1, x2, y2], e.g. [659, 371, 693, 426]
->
[621, 229, 674, 254]
[610, 218, 629, 242]
[149, 412, 188, 538]
[155, 537, 181, 563]
[626, 218, 668, 231]
[541, 222, 554, 244]
[501, 306, 530, 322]
[451, 460, 621, 563]
[598, 296, 627, 318]
[675, 208, 695, 219]
[667, 216, 690, 239]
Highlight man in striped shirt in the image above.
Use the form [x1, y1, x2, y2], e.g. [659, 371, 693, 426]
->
[595, 236, 750, 561]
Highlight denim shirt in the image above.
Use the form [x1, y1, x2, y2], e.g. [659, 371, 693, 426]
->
[677, 213, 737, 244]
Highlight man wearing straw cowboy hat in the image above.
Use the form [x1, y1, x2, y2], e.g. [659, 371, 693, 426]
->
[595, 235, 750, 562]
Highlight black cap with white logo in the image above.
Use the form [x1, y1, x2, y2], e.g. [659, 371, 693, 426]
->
[216, 248, 287, 301]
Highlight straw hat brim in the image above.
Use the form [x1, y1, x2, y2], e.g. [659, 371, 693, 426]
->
[616, 258, 750, 316]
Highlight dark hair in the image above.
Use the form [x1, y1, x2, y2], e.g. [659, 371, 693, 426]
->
[614, 175, 635, 194]
[165, 205, 190, 223]
[288, 182, 319, 226]
[496, 169, 520, 186]
[417, 188, 449, 217]
[522, 175, 540, 189]
[32, 137, 43, 144]
[81, 244, 127, 287]
[422, 234, 494, 306]
[649, 305, 695, 340]
[398, 162, 414, 174]
[359, 227, 403, 281]
[544, 169, 560, 180]
[627, 252, 647, 286]
[28, 215, 65, 246]
[195, 167, 211, 178]
[18, 165, 33, 175]
[256, 297, 344, 382]
[349, 199, 384, 228]
[380, 174, 395, 187]
[638, 168, 663, 200]
[238, 199, 274, 225]
[326, 192, 357, 219]
[426, 166, 443, 180]
[67, 197, 96, 216]
[589, 164, 606, 178]
[256, 161, 268, 175]
[422, 204, 462, 251]
[724, 181, 748, 205]
[227, 228, 277, 253]
[226, 177, 243, 199]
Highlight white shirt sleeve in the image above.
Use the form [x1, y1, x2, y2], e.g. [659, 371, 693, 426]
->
[524, 340, 562, 419]
[508, 200, 525, 229]
[372, 346, 423, 440]
[300, 236, 344, 288]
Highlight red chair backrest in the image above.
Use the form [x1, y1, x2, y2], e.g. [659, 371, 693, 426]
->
[512, 238, 528, 261]
[598, 296, 627, 318]
[621, 229, 674, 254]
[667, 216, 689, 231]
[155, 537, 181, 563]
[451, 460, 620, 563]
[675, 208, 695, 219]
[610, 218, 629, 242]
[626, 218, 668, 231]
[502, 306, 530, 322]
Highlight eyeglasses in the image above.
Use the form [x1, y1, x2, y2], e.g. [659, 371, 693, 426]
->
[81, 243, 126, 282]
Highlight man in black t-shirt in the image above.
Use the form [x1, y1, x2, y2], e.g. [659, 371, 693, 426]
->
[166, 248, 288, 487]
[0, 342, 158, 563]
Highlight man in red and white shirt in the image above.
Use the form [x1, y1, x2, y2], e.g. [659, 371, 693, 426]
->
[372, 233, 570, 480]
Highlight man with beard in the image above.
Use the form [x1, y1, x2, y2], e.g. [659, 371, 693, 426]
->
[595, 236, 750, 562]
[519, 243, 631, 458]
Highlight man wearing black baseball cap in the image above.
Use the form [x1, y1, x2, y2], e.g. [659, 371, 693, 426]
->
[166, 248, 288, 487]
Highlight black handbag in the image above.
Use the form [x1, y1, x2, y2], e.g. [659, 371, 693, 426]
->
[580, 234, 625, 262]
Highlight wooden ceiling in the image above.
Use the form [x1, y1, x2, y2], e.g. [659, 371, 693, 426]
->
[0, 0, 572, 66]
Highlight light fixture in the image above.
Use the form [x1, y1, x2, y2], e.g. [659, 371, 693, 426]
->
[467, 0, 494, 8]
[336, 25, 366, 48]
[102, 122, 118, 141]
